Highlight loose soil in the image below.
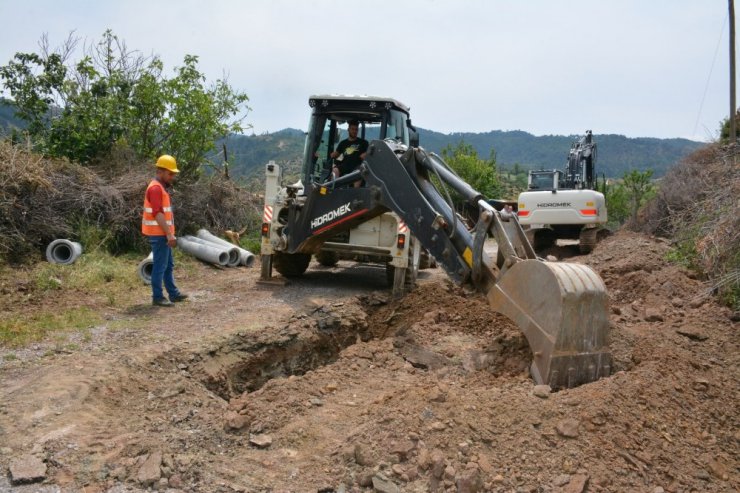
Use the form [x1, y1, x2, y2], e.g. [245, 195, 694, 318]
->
[0, 231, 737, 492]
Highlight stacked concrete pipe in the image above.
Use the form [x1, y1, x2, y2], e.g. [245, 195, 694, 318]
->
[177, 237, 229, 266]
[196, 229, 256, 267]
[46, 239, 83, 265]
[181, 235, 240, 267]
[137, 252, 154, 284]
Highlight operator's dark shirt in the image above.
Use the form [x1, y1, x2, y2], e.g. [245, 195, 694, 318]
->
[334, 138, 369, 175]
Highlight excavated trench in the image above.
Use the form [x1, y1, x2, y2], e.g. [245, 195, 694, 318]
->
[189, 297, 383, 400]
[185, 285, 534, 404]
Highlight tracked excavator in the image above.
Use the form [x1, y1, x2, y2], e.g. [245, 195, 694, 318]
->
[260, 95, 611, 389]
[518, 131, 608, 253]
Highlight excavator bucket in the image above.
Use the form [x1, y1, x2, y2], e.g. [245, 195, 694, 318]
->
[486, 260, 611, 389]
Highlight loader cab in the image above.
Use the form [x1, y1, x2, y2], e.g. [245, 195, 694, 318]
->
[527, 170, 562, 191]
[302, 95, 417, 186]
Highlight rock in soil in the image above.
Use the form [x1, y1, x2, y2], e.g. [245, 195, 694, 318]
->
[644, 308, 664, 322]
[9, 456, 47, 484]
[136, 450, 162, 486]
[456, 466, 483, 493]
[354, 443, 374, 466]
[372, 473, 400, 493]
[556, 419, 580, 438]
[676, 328, 709, 341]
[533, 384, 552, 398]
[249, 433, 273, 449]
[559, 473, 589, 493]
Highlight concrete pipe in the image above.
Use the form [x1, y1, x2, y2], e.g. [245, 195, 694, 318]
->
[137, 252, 154, 284]
[177, 237, 229, 266]
[197, 229, 256, 267]
[181, 235, 239, 267]
[238, 249, 256, 267]
[46, 239, 83, 265]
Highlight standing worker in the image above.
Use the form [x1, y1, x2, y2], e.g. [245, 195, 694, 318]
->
[142, 155, 188, 307]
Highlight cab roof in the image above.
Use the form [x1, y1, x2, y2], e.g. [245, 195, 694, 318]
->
[308, 94, 410, 113]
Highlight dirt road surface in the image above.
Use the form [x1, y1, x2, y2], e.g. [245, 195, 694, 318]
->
[0, 231, 737, 492]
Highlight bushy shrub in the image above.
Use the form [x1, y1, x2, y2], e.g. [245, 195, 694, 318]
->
[0, 140, 261, 263]
[639, 144, 739, 308]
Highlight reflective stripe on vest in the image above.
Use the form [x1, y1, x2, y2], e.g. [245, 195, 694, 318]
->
[142, 180, 175, 236]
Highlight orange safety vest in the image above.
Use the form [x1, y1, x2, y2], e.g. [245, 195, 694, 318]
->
[142, 180, 175, 236]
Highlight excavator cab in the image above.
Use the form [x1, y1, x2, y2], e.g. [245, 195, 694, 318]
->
[527, 170, 562, 191]
[302, 95, 417, 185]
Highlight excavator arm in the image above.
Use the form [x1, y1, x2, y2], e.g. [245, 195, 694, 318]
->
[357, 140, 611, 389]
[274, 140, 611, 389]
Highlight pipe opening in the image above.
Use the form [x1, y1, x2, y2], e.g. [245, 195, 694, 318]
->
[52, 244, 73, 263]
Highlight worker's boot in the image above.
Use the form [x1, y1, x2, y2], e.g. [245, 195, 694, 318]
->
[170, 293, 189, 303]
[153, 298, 175, 307]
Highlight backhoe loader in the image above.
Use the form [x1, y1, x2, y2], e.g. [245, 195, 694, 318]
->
[260, 95, 611, 389]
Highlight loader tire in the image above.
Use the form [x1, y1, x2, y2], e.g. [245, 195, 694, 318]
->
[419, 249, 437, 270]
[315, 250, 339, 267]
[273, 253, 311, 277]
[386, 263, 416, 295]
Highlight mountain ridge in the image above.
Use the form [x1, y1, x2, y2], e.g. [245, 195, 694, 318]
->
[221, 127, 704, 179]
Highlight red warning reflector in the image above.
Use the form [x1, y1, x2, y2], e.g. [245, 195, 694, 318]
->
[396, 234, 406, 249]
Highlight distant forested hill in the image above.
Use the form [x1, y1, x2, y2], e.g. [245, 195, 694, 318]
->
[0, 99, 27, 131]
[221, 127, 704, 180]
[417, 129, 704, 177]
[0, 98, 704, 179]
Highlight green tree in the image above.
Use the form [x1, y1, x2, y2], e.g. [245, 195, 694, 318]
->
[622, 169, 655, 223]
[719, 109, 740, 143]
[604, 182, 630, 226]
[439, 141, 501, 207]
[0, 31, 249, 179]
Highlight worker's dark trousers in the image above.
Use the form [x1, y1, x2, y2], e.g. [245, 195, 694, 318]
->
[149, 235, 181, 301]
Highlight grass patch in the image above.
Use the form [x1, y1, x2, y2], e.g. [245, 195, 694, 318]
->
[27, 250, 145, 300]
[0, 307, 101, 347]
[0, 246, 203, 347]
[0, 250, 154, 346]
[663, 239, 700, 271]
[240, 233, 261, 256]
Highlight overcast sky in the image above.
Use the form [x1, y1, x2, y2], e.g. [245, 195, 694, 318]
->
[0, 0, 732, 141]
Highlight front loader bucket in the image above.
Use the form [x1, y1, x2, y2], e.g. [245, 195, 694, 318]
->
[486, 260, 611, 389]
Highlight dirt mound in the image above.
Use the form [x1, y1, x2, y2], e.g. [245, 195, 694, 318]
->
[179, 243, 735, 492]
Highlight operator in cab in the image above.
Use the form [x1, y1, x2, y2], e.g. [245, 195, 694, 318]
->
[331, 120, 368, 187]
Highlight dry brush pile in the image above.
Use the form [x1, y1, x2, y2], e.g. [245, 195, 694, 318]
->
[640, 142, 740, 307]
[0, 140, 261, 263]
